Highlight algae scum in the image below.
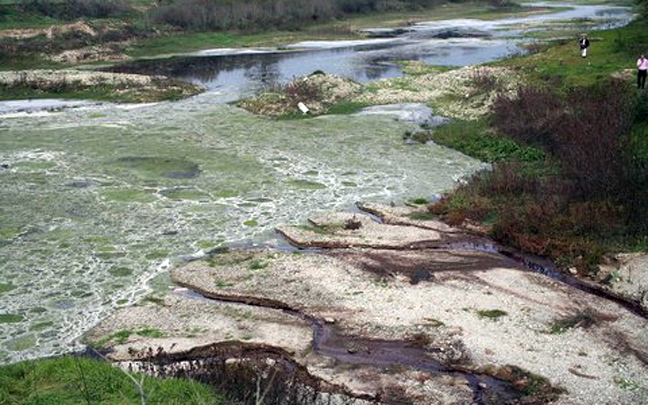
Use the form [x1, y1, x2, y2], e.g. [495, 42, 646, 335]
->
[0, 93, 485, 362]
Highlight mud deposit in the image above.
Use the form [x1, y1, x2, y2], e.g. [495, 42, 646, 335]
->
[88, 204, 648, 404]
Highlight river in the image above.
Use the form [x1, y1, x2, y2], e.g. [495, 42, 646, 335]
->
[0, 2, 632, 363]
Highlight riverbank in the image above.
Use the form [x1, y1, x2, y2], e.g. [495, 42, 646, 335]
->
[1, 2, 646, 404]
[85, 202, 648, 404]
[0, 1, 562, 102]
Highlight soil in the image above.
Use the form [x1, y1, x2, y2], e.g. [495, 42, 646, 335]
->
[87, 203, 648, 404]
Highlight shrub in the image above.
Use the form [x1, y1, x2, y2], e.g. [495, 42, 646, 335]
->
[21, 0, 132, 20]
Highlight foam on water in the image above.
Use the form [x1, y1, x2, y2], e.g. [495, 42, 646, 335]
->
[0, 96, 486, 363]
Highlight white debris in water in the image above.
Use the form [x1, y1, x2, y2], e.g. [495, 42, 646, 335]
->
[354, 103, 449, 127]
[193, 47, 278, 56]
[285, 38, 400, 49]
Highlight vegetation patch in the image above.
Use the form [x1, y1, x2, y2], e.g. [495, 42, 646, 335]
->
[102, 189, 157, 203]
[145, 249, 170, 260]
[160, 187, 209, 201]
[4, 334, 36, 351]
[0, 282, 16, 294]
[288, 179, 327, 190]
[108, 266, 133, 277]
[0, 313, 24, 323]
[430, 120, 545, 163]
[433, 80, 648, 274]
[549, 312, 597, 334]
[475, 309, 508, 320]
[480, 364, 566, 401]
[0, 356, 224, 404]
[112, 156, 200, 179]
[248, 259, 268, 270]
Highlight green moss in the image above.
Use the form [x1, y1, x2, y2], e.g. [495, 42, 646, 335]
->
[288, 179, 326, 190]
[243, 219, 258, 227]
[248, 259, 268, 270]
[197, 240, 218, 249]
[145, 249, 170, 260]
[112, 156, 200, 179]
[102, 189, 157, 203]
[30, 321, 54, 331]
[476, 309, 508, 320]
[12, 161, 56, 171]
[0, 227, 21, 240]
[215, 280, 235, 289]
[112, 330, 132, 344]
[325, 101, 371, 115]
[108, 266, 133, 277]
[136, 327, 165, 338]
[411, 198, 429, 205]
[549, 312, 596, 334]
[4, 334, 36, 351]
[160, 188, 209, 201]
[0, 282, 16, 294]
[0, 314, 24, 324]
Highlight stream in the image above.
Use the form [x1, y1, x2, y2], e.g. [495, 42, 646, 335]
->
[0, 2, 633, 364]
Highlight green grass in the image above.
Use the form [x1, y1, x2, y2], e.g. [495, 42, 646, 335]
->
[431, 119, 546, 163]
[0, 356, 224, 404]
[496, 19, 648, 88]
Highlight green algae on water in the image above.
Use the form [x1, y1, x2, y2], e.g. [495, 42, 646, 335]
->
[288, 179, 327, 189]
[112, 156, 200, 179]
[0, 314, 24, 323]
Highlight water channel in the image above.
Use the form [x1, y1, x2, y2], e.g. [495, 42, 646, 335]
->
[0, 2, 633, 363]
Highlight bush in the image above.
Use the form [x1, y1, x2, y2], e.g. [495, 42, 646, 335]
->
[21, 0, 132, 20]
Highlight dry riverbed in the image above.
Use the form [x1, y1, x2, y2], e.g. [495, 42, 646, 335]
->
[87, 203, 648, 404]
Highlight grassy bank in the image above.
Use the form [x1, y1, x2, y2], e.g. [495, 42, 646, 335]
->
[0, 355, 225, 404]
[429, 19, 648, 275]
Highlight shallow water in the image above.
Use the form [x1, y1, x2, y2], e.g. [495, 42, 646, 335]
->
[105, 2, 631, 99]
[0, 93, 486, 362]
[0, 2, 633, 363]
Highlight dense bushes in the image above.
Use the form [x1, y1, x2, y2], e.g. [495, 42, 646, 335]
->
[20, 0, 133, 20]
[146, 0, 472, 31]
[433, 81, 648, 273]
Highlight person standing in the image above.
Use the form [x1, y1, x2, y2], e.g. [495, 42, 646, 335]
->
[638, 54, 648, 89]
[579, 34, 590, 58]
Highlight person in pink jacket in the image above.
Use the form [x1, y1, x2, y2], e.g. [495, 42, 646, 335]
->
[638, 55, 648, 89]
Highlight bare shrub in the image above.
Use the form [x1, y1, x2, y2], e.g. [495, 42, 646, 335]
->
[344, 215, 362, 230]
[470, 68, 500, 95]
[283, 78, 322, 106]
[553, 80, 634, 198]
[22, 0, 132, 19]
[491, 85, 566, 151]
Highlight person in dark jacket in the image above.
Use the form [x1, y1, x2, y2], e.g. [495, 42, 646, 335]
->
[579, 34, 590, 58]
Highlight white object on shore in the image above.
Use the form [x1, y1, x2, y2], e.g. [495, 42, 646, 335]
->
[297, 102, 309, 114]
